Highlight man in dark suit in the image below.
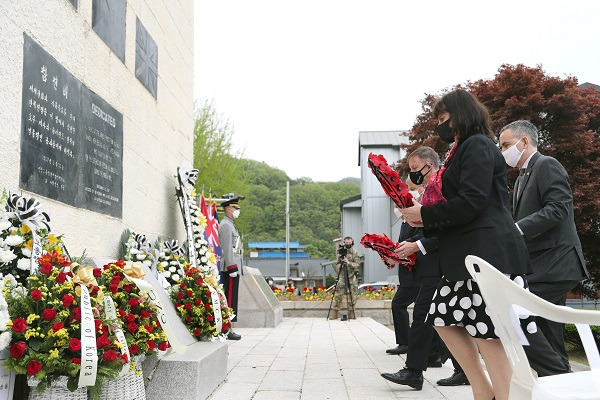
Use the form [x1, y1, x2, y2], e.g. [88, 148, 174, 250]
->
[499, 120, 589, 374]
[381, 147, 448, 390]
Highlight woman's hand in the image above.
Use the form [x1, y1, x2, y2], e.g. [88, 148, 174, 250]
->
[395, 241, 419, 258]
[402, 200, 422, 225]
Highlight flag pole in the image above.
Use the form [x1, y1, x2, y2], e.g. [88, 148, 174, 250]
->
[285, 181, 290, 283]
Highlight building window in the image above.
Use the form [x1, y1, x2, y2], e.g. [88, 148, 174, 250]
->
[92, 0, 127, 63]
[135, 17, 158, 99]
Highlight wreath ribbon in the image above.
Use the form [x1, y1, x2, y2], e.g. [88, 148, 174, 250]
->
[7, 193, 50, 274]
[177, 167, 197, 268]
[102, 295, 131, 376]
[78, 284, 98, 387]
[72, 265, 98, 287]
[124, 268, 187, 354]
[133, 234, 150, 252]
[206, 284, 223, 334]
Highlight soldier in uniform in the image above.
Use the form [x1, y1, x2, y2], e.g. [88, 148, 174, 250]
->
[218, 193, 244, 340]
[331, 236, 362, 320]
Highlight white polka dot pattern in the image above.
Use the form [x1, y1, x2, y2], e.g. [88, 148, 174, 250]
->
[440, 286, 451, 297]
[453, 310, 464, 321]
[459, 297, 472, 309]
[465, 325, 477, 336]
[425, 275, 537, 340]
[438, 303, 447, 314]
[476, 322, 488, 334]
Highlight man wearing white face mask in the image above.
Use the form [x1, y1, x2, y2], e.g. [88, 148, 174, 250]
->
[218, 193, 245, 340]
[499, 120, 588, 375]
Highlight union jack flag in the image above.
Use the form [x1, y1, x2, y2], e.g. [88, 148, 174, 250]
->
[200, 195, 222, 269]
[211, 202, 223, 270]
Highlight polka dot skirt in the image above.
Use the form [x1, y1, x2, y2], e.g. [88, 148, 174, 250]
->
[425, 275, 537, 339]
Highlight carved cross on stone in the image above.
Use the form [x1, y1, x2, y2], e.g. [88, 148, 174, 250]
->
[135, 17, 158, 99]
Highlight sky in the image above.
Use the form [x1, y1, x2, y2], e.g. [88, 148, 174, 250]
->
[193, 0, 600, 182]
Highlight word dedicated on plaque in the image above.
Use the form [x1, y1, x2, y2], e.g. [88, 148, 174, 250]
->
[20, 34, 123, 218]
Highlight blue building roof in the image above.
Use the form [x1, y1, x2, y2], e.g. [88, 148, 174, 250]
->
[257, 252, 311, 259]
[248, 241, 307, 249]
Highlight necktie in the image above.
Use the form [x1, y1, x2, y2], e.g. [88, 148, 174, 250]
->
[515, 168, 526, 199]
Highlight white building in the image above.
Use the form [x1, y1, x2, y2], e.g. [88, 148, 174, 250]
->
[341, 130, 409, 283]
[0, 0, 194, 258]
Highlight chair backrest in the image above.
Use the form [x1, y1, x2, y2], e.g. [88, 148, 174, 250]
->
[464, 255, 537, 390]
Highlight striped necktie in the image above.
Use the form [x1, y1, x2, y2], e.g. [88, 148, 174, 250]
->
[516, 168, 526, 199]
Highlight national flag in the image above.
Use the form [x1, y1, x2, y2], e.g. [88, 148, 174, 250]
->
[200, 195, 211, 243]
[210, 201, 223, 270]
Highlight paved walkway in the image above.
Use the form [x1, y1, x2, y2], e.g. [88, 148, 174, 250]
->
[208, 317, 473, 400]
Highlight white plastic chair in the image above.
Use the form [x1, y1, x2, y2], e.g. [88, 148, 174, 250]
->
[464, 255, 600, 400]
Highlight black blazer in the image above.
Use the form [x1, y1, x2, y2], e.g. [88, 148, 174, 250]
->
[421, 134, 532, 281]
[397, 222, 440, 285]
[513, 152, 588, 284]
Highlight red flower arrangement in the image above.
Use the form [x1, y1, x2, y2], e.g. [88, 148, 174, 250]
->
[2, 251, 125, 396]
[367, 153, 414, 208]
[95, 260, 170, 357]
[360, 233, 416, 270]
[169, 265, 233, 339]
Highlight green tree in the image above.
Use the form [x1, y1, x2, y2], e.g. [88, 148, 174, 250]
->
[241, 159, 289, 190]
[399, 64, 600, 296]
[192, 99, 246, 196]
[192, 101, 361, 262]
[233, 168, 360, 259]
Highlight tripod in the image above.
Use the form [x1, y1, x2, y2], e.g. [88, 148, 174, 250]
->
[327, 259, 356, 320]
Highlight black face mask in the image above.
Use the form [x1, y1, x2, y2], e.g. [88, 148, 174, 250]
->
[344, 244, 352, 249]
[409, 164, 430, 185]
[435, 119, 454, 143]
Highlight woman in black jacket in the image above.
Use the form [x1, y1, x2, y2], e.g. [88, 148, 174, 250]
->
[402, 89, 532, 400]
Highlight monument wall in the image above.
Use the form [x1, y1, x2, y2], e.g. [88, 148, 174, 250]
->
[0, 0, 194, 258]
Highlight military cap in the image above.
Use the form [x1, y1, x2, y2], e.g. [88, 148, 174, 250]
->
[221, 193, 245, 208]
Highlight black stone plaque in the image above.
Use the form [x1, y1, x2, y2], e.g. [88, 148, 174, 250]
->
[20, 34, 123, 218]
[135, 17, 158, 99]
[92, 0, 126, 63]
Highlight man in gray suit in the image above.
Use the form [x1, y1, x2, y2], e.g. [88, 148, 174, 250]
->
[499, 120, 589, 374]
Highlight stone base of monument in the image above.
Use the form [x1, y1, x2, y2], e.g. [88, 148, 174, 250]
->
[142, 340, 228, 400]
[235, 266, 283, 328]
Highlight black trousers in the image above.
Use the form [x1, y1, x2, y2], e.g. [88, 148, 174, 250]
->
[405, 275, 442, 371]
[391, 283, 420, 345]
[220, 272, 240, 322]
[523, 280, 579, 376]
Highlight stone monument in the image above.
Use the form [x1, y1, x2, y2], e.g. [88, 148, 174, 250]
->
[236, 266, 283, 328]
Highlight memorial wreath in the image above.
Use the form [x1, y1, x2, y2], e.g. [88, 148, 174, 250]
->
[2, 251, 125, 398]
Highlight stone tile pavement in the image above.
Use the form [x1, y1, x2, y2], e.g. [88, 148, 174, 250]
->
[207, 317, 474, 400]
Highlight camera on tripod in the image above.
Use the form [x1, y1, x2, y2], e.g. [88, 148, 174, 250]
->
[337, 246, 348, 258]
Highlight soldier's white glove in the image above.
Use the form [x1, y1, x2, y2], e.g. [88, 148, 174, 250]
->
[229, 271, 239, 278]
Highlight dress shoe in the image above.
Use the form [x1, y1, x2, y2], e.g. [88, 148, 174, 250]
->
[436, 370, 469, 386]
[227, 331, 242, 340]
[386, 344, 408, 355]
[381, 367, 423, 390]
[428, 356, 443, 368]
